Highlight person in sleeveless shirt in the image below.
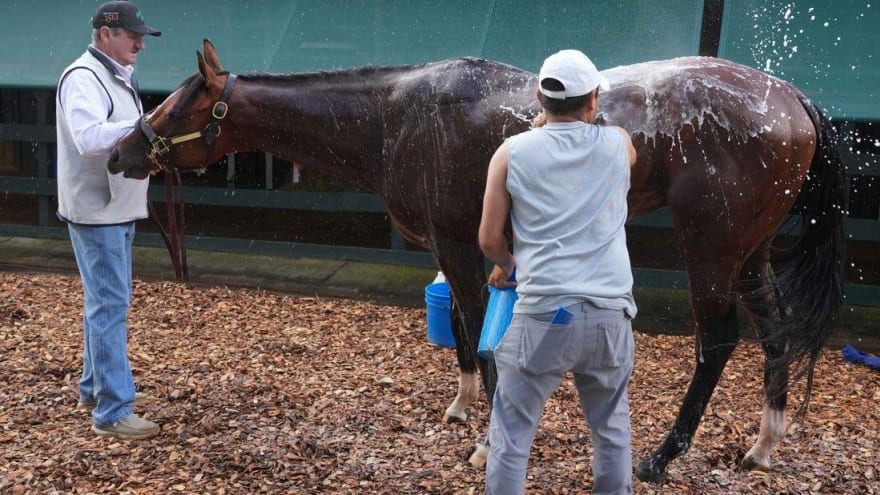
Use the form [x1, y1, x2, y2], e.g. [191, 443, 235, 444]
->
[479, 49, 638, 494]
[56, 1, 161, 439]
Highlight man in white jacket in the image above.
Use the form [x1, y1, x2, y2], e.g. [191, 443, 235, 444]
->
[56, 1, 161, 439]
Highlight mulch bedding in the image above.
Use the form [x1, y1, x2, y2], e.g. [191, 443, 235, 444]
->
[0, 272, 877, 495]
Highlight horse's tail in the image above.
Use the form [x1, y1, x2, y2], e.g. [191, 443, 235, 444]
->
[770, 97, 848, 414]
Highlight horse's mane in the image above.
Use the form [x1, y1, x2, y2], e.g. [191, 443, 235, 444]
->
[170, 57, 530, 114]
[233, 58, 531, 104]
[169, 64, 430, 115]
[237, 63, 413, 85]
[236, 57, 525, 86]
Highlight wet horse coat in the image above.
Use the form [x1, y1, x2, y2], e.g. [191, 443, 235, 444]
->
[108, 40, 845, 481]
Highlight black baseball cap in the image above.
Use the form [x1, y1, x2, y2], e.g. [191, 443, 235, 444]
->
[92, 1, 161, 36]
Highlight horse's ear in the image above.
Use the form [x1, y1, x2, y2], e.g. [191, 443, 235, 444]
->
[202, 39, 224, 72]
[196, 50, 217, 85]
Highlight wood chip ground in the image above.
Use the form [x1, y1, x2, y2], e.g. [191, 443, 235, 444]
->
[1, 272, 877, 494]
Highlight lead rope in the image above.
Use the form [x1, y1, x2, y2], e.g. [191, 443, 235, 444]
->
[147, 170, 188, 281]
[165, 169, 188, 281]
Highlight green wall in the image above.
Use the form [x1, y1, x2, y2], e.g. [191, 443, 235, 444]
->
[3, 1, 875, 120]
[719, 0, 879, 119]
[3, 1, 703, 91]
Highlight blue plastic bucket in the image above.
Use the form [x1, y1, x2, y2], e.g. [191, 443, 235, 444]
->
[478, 285, 518, 361]
[425, 282, 456, 348]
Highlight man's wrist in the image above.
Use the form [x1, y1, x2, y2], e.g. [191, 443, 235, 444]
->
[499, 256, 515, 274]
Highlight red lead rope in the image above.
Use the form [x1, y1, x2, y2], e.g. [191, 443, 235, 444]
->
[148, 170, 188, 281]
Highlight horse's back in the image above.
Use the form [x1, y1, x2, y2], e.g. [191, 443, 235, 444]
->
[389, 57, 534, 104]
[600, 56, 811, 144]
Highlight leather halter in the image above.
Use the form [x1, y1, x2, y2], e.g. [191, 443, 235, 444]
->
[139, 73, 237, 171]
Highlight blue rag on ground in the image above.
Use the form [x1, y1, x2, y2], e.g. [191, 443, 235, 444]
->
[842, 344, 880, 371]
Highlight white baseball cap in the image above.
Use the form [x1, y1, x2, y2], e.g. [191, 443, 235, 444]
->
[538, 49, 609, 99]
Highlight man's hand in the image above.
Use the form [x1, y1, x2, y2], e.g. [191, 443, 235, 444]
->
[487, 262, 516, 289]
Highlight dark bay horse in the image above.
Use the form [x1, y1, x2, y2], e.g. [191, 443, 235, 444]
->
[108, 40, 845, 482]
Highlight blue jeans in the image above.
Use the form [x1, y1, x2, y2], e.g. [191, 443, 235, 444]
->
[68, 222, 137, 426]
[486, 301, 634, 495]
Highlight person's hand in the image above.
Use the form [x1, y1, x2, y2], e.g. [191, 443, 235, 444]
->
[487, 263, 516, 289]
[532, 111, 547, 128]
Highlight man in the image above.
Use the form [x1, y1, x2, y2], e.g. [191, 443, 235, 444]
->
[478, 49, 638, 494]
[56, 1, 161, 440]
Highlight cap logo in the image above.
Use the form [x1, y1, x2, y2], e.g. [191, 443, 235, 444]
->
[92, 2, 161, 36]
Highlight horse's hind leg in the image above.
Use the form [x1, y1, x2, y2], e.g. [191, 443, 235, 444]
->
[636, 257, 741, 483]
[738, 244, 788, 471]
[432, 239, 493, 424]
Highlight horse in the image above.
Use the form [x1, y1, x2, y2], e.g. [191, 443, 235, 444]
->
[107, 39, 846, 482]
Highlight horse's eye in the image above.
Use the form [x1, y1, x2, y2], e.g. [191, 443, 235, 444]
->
[168, 110, 182, 122]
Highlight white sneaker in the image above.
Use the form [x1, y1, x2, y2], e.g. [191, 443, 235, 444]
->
[92, 414, 159, 440]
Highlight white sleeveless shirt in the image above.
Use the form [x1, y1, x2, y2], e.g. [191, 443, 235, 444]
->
[506, 121, 637, 317]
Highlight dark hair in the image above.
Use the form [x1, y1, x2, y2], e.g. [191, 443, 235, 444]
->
[539, 78, 590, 116]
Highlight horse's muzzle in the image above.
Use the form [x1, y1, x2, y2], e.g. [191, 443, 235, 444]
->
[123, 165, 150, 179]
[107, 148, 149, 179]
[107, 148, 124, 175]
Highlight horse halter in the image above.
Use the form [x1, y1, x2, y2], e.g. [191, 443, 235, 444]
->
[139, 73, 238, 171]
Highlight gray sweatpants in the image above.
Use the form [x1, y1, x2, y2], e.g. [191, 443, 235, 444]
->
[485, 301, 634, 495]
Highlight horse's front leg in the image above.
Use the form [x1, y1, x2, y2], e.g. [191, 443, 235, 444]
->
[465, 356, 494, 469]
[432, 240, 496, 468]
[433, 242, 494, 425]
[444, 371, 481, 422]
[443, 299, 481, 423]
[636, 296, 740, 483]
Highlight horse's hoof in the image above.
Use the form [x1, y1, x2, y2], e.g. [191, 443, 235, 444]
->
[741, 453, 771, 472]
[443, 409, 469, 423]
[635, 459, 667, 484]
[468, 443, 489, 469]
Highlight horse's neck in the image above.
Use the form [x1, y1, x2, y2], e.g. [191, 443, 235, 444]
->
[234, 74, 386, 189]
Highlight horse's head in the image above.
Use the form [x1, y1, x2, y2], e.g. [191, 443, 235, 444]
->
[108, 39, 237, 179]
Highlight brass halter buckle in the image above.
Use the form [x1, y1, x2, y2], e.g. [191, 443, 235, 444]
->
[146, 138, 170, 170]
[140, 115, 171, 170]
[212, 101, 228, 119]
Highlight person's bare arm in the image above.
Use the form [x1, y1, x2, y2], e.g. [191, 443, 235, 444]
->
[479, 143, 516, 287]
